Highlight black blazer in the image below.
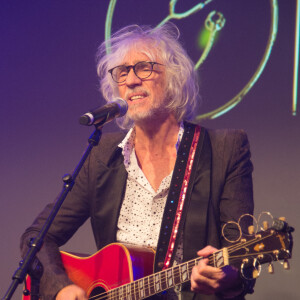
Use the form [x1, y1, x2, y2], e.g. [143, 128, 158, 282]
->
[21, 125, 254, 300]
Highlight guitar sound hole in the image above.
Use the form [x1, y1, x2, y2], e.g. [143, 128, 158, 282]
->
[89, 286, 107, 299]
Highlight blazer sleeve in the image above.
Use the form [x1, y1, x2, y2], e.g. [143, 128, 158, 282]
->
[20, 151, 91, 300]
[218, 130, 255, 298]
[217, 130, 254, 244]
[20, 132, 126, 300]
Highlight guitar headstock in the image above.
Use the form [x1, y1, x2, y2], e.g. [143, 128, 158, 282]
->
[224, 215, 294, 279]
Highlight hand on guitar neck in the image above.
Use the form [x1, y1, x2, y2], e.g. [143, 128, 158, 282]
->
[191, 245, 243, 297]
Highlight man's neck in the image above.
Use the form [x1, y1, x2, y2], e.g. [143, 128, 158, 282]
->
[134, 114, 180, 154]
[133, 114, 180, 192]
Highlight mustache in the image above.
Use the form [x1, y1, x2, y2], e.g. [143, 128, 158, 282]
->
[124, 88, 150, 100]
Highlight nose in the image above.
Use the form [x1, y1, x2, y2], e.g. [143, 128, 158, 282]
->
[125, 68, 142, 87]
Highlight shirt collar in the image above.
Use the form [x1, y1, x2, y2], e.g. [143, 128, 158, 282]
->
[118, 127, 135, 168]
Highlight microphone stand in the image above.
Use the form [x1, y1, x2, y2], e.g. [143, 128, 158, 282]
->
[2, 126, 103, 300]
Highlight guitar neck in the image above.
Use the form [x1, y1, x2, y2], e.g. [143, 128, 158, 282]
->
[23, 222, 292, 300]
[107, 248, 228, 300]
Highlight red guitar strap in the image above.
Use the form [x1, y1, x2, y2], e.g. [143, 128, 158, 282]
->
[154, 122, 205, 272]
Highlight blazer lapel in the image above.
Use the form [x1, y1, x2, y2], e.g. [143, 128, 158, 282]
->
[183, 128, 213, 262]
[154, 123, 212, 271]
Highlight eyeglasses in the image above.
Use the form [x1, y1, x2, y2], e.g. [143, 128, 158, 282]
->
[108, 61, 164, 83]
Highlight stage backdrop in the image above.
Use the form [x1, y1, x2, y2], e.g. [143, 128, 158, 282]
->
[0, 1, 299, 299]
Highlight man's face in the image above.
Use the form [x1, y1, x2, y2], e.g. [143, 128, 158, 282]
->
[116, 49, 168, 123]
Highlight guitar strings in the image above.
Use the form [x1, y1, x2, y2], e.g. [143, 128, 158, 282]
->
[226, 232, 275, 255]
[87, 260, 198, 300]
[88, 255, 214, 300]
[88, 232, 277, 300]
[88, 241, 267, 300]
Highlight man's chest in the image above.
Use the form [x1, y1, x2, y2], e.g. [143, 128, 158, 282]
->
[137, 152, 177, 191]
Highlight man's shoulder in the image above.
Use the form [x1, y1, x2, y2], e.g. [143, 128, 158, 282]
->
[184, 122, 249, 145]
[204, 127, 251, 160]
[90, 130, 127, 165]
[206, 128, 249, 143]
[100, 131, 127, 146]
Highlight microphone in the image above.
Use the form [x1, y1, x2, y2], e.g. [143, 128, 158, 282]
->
[79, 98, 128, 126]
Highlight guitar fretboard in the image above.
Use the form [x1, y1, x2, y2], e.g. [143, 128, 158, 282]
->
[107, 248, 227, 300]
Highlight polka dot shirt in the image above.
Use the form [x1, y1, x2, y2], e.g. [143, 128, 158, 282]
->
[117, 124, 185, 299]
[117, 124, 184, 253]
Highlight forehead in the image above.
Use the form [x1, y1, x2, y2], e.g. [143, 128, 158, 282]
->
[115, 40, 162, 65]
[121, 50, 152, 65]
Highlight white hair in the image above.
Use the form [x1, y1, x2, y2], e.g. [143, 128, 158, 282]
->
[96, 23, 199, 129]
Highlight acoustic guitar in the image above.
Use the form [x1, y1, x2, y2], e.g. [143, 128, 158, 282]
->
[23, 218, 293, 300]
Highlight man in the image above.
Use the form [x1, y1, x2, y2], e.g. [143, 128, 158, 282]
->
[21, 23, 254, 300]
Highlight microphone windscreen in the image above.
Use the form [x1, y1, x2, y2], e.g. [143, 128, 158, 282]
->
[113, 98, 128, 117]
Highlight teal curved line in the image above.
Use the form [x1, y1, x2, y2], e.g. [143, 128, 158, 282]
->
[194, 29, 217, 70]
[104, 0, 279, 120]
[197, 0, 278, 120]
[156, 1, 211, 28]
[105, 0, 117, 53]
[293, 0, 299, 116]
[195, 11, 225, 70]
[105, 0, 216, 62]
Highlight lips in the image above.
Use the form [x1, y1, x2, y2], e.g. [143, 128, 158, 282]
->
[130, 95, 144, 100]
[127, 92, 148, 101]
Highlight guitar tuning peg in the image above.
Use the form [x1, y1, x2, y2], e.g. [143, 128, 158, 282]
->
[248, 225, 254, 235]
[279, 217, 286, 221]
[263, 221, 269, 230]
[268, 263, 274, 274]
[252, 269, 260, 278]
[283, 259, 290, 270]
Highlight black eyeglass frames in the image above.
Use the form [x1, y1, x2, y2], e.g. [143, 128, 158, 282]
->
[108, 61, 164, 83]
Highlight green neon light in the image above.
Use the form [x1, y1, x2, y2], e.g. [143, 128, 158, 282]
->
[293, 0, 299, 116]
[198, 28, 211, 50]
[105, 0, 279, 120]
[106, 0, 219, 67]
[156, 0, 213, 28]
[195, 11, 225, 70]
[105, 0, 117, 53]
[196, 0, 278, 121]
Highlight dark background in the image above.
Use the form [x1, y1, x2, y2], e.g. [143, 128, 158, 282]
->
[0, 1, 299, 299]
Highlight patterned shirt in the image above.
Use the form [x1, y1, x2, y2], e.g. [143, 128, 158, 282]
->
[117, 124, 184, 252]
[116, 124, 185, 299]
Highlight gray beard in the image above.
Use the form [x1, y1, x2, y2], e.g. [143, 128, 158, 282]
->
[127, 104, 170, 125]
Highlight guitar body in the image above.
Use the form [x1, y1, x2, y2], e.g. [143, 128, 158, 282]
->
[23, 222, 293, 299]
[23, 243, 155, 299]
